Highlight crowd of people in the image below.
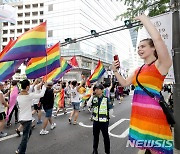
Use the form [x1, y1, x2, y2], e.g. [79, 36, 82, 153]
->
[0, 76, 127, 154]
[0, 14, 174, 154]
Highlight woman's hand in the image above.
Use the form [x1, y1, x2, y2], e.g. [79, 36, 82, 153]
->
[111, 60, 120, 72]
[134, 14, 146, 21]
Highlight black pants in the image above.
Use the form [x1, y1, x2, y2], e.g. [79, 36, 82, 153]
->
[7, 105, 18, 124]
[93, 121, 110, 154]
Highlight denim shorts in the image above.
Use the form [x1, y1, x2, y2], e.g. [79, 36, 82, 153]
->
[72, 102, 80, 110]
[44, 109, 53, 118]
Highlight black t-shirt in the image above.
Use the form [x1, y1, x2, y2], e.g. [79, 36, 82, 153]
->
[40, 88, 54, 110]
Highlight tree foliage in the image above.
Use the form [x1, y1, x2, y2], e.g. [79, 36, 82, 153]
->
[116, 0, 170, 20]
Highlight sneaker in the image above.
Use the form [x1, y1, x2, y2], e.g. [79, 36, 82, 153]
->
[15, 120, 19, 124]
[73, 121, 77, 125]
[68, 118, 72, 124]
[0, 132, 7, 138]
[51, 123, 56, 130]
[15, 129, 21, 137]
[64, 111, 67, 115]
[54, 112, 58, 117]
[40, 129, 49, 135]
[15, 149, 19, 154]
[37, 120, 42, 124]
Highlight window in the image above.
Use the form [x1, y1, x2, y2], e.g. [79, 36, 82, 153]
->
[32, 20, 38, 24]
[39, 19, 43, 23]
[25, 20, 30, 25]
[17, 21, 23, 25]
[25, 5, 30, 9]
[25, 12, 30, 17]
[32, 4, 38, 8]
[17, 29, 22, 33]
[40, 11, 43, 15]
[2, 46, 6, 50]
[32, 11, 38, 16]
[3, 30, 8, 34]
[40, 3, 44, 7]
[10, 29, 15, 34]
[10, 23, 14, 26]
[3, 22, 8, 26]
[48, 30, 53, 37]
[3, 38, 7, 42]
[24, 28, 29, 32]
[18, 13, 23, 17]
[48, 4, 53, 11]
[18, 5, 23, 9]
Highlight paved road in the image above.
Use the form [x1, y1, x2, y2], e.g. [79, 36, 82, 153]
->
[0, 93, 139, 154]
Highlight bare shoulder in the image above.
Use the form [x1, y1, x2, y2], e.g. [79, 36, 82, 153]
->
[155, 60, 172, 76]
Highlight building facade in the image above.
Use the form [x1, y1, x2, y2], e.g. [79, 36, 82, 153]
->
[1, 0, 133, 81]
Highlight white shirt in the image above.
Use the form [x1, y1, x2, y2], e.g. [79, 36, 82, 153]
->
[17, 86, 46, 121]
[0, 91, 5, 113]
[32, 85, 41, 105]
[70, 87, 80, 103]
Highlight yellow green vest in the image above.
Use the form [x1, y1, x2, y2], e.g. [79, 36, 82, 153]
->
[92, 96, 108, 122]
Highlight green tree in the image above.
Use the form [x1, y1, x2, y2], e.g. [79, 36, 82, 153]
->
[116, 0, 170, 20]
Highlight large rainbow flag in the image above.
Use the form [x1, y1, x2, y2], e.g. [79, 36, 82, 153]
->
[25, 42, 61, 79]
[87, 60, 106, 84]
[43, 57, 72, 82]
[0, 39, 24, 81]
[0, 22, 47, 62]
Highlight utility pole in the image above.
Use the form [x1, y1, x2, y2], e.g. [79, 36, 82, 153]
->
[171, 0, 180, 150]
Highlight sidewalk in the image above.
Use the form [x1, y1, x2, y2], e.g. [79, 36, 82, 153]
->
[173, 128, 180, 154]
[174, 149, 180, 154]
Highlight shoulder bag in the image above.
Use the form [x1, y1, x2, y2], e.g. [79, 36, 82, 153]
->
[136, 64, 175, 125]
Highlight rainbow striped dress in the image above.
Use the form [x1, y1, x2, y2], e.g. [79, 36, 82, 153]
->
[129, 63, 173, 154]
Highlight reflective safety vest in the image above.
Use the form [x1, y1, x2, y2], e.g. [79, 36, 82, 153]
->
[92, 96, 109, 122]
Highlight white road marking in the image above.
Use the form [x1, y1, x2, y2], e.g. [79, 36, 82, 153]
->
[0, 107, 73, 142]
[52, 107, 73, 113]
[78, 122, 93, 128]
[0, 132, 22, 142]
[79, 118, 130, 138]
[108, 118, 129, 138]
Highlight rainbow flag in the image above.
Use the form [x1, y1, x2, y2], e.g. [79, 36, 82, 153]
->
[44, 57, 72, 81]
[82, 88, 93, 101]
[0, 39, 24, 81]
[0, 22, 47, 62]
[25, 42, 61, 79]
[55, 89, 65, 108]
[87, 60, 106, 84]
[82, 94, 91, 101]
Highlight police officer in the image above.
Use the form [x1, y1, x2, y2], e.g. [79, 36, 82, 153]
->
[92, 84, 110, 154]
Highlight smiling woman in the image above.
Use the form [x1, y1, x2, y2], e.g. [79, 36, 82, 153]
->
[112, 14, 173, 154]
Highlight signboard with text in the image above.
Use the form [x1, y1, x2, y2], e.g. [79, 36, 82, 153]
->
[137, 12, 174, 82]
